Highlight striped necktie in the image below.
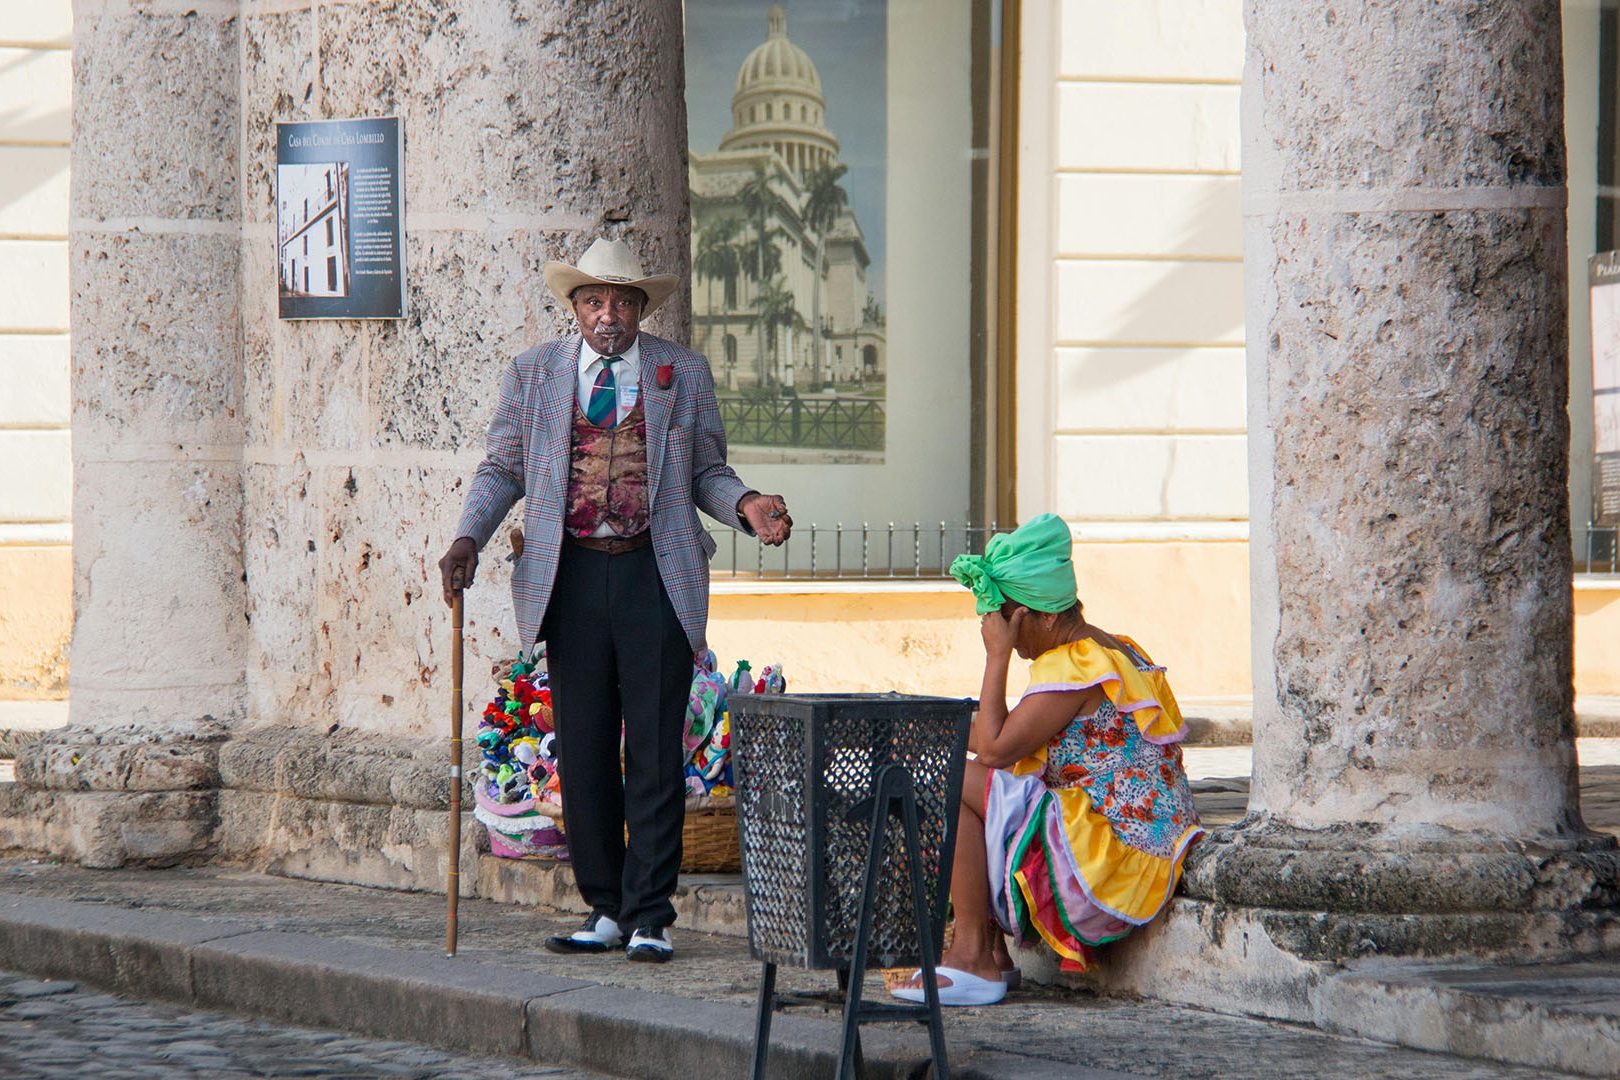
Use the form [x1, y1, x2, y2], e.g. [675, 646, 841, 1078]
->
[585, 356, 620, 426]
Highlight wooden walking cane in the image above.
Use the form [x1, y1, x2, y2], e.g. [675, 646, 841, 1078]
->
[447, 565, 466, 957]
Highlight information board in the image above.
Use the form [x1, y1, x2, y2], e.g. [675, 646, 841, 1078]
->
[275, 117, 404, 320]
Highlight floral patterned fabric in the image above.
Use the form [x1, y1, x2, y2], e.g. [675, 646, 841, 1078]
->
[565, 400, 649, 538]
[982, 636, 1204, 972]
[1042, 699, 1200, 861]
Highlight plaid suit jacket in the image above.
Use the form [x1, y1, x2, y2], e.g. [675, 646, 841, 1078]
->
[455, 332, 753, 654]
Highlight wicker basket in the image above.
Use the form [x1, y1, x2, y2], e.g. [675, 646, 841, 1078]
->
[680, 797, 740, 873]
[530, 795, 740, 874]
[880, 919, 956, 990]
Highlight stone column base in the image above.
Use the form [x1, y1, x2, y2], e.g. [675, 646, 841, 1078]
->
[0, 723, 482, 889]
[215, 726, 481, 895]
[0, 721, 226, 867]
[1087, 819, 1620, 1022]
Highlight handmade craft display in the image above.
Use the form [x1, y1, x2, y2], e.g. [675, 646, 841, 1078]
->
[472, 656, 568, 858]
[473, 651, 785, 859]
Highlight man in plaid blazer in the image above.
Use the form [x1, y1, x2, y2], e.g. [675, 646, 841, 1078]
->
[439, 238, 790, 963]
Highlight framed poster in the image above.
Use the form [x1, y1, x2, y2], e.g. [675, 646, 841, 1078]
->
[1591, 253, 1620, 527]
[276, 117, 404, 320]
[684, 0, 1000, 576]
[685, 2, 888, 464]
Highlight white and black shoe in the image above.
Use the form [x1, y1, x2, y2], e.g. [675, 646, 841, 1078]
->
[626, 925, 674, 963]
[544, 912, 626, 954]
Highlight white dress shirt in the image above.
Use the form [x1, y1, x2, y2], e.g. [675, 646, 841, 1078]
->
[576, 336, 641, 426]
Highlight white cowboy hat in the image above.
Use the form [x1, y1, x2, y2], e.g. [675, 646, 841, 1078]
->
[542, 237, 680, 315]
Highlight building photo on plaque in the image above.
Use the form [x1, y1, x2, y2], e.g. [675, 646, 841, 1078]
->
[276, 117, 404, 320]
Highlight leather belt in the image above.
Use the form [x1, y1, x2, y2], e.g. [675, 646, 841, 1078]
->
[566, 531, 652, 555]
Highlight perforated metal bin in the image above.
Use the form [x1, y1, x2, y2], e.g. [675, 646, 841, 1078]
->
[729, 693, 973, 970]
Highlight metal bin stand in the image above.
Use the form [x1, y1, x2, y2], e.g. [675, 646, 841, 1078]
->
[729, 694, 973, 1079]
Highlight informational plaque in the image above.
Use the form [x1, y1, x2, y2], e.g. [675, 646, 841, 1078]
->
[1590, 253, 1620, 527]
[275, 117, 404, 320]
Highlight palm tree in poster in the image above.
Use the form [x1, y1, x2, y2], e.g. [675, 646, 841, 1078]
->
[801, 163, 849, 390]
[748, 276, 804, 389]
[737, 163, 784, 385]
[693, 216, 743, 358]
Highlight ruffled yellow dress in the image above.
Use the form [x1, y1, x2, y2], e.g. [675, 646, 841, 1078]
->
[982, 636, 1204, 971]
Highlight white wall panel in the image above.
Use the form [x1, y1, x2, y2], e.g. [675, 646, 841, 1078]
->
[0, 335, 70, 426]
[0, 49, 70, 144]
[1057, 174, 1241, 258]
[1055, 259, 1244, 346]
[1056, 347, 1246, 433]
[1053, 433, 1248, 520]
[0, 146, 69, 236]
[0, 430, 70, 520]
[1060, 0, 1243, 83]
[1057, 83, 1240, 172]
[0, 7, 71, 47]
[0, 241, 68, 330]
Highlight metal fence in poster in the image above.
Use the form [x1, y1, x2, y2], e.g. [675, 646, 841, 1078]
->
[276, 117, 405, 320]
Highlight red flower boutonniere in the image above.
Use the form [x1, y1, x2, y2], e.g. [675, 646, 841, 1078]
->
[656, 363, 674, 390]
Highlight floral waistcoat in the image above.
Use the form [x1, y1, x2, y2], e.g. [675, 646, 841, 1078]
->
[565, 399, 650, 538]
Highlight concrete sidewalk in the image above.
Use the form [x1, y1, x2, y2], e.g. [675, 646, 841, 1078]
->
[0, 859, 1594, 1079]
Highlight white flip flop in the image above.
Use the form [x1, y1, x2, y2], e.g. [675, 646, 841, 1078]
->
[889, 965, 1007, 1007]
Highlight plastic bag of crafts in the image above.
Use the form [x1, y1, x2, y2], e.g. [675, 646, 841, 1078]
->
[685, 650, 729, 763]
[476, 651, 567, 858]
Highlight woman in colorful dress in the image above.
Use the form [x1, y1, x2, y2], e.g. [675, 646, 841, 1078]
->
[893, 513, 1204, 1007]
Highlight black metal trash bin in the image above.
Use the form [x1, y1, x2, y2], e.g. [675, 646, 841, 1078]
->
[730, 693, 973, 1078]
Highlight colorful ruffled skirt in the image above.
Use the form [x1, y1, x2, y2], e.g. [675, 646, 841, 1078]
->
[984, 768, 1203, 972]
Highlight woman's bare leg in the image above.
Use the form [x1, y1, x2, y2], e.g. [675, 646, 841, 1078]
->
[904, 760, 1002, 987]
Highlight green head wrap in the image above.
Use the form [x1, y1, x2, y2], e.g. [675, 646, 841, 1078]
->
[949, 513, 1077, 616]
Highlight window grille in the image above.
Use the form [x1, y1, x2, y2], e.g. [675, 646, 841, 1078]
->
[707, 522, 1012, 580]
[1579, 522, 1619, 574]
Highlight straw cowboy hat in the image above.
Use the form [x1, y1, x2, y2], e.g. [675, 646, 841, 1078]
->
[543, 237, 681, 315]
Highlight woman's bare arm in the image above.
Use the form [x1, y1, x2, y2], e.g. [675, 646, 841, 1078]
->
[971, 611, 1104, 768]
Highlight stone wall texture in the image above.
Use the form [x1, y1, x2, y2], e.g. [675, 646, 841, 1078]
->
[52, 0, 694, 871]
[1242, 0, 1584, 843]
[240, 0, 690, 745]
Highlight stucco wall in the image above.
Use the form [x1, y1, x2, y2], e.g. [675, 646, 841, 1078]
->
[997, 0, 1251, 703]
[1576, 580, 1620, 697]
[0, 3, 72, 724]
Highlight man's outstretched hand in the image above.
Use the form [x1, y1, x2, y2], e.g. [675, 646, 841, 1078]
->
[439, 536, 479, 606]
[739, 492, 793, 546]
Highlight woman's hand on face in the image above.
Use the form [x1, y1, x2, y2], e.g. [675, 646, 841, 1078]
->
[980, 608, 1022, 658]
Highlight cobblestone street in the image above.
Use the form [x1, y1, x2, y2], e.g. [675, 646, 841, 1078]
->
[0, 970, 599, 1080]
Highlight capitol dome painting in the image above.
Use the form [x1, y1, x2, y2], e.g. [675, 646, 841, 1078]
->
[687, 2, 888, 462]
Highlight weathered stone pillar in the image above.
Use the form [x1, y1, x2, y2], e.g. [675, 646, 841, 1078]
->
[1103, 0, 1620, 1019]
[219, 0, 693, 890]
[1243, 0, 1584, 843]
[2, 0, 693, 879]
[0, 3, 246, 865]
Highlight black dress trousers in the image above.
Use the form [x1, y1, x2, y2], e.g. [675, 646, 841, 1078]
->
[541, 540, 690, 931]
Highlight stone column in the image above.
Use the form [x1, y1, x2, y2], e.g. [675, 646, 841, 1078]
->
[1192, 0, 1619, 945]
[1098, 1, 1620, 1020]
[217, 0, 693, 890]
[0, 3, 247, 865]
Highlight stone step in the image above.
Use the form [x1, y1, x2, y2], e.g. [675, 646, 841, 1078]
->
[471, 777, 1260, 937]
[1320, 961, 1620, 1079]
[475, 853, 750, 938]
